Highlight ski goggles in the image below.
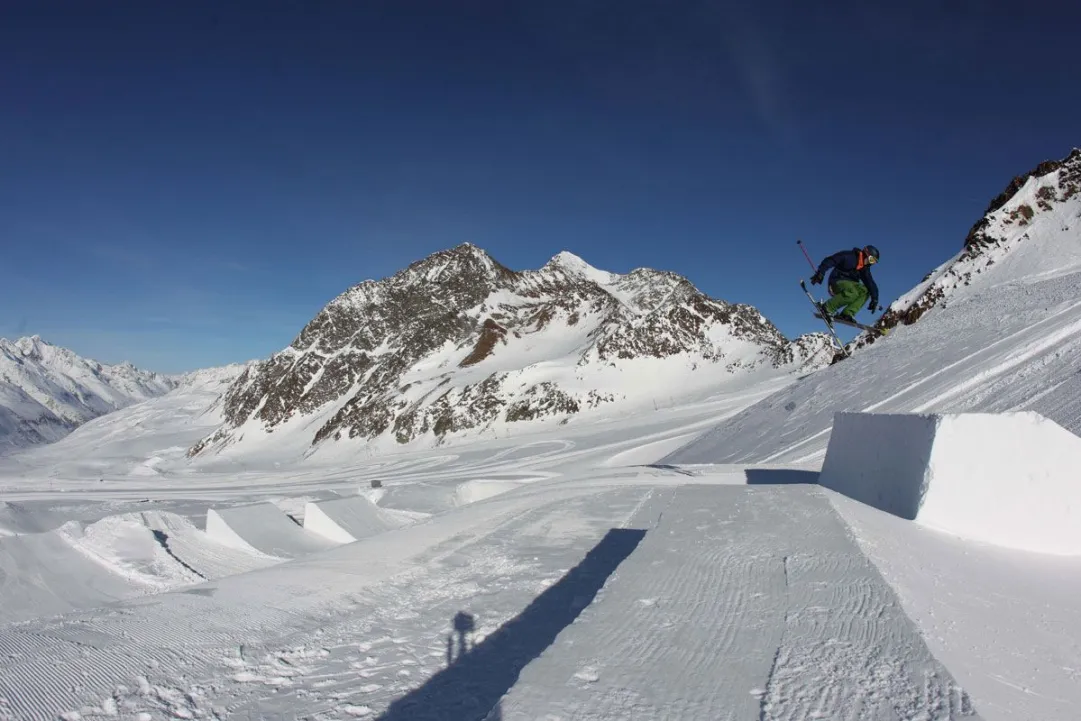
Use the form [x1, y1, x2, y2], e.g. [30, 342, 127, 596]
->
[866, 255, 877, 264]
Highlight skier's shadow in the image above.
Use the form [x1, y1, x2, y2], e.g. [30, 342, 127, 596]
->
[446, 610, 475, 665]
[743, 468, 819, 485]
[375, 527, 647, 721]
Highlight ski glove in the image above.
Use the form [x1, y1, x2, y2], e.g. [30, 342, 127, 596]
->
[810, 271, 824, 285]
[867, 302, 879, 314]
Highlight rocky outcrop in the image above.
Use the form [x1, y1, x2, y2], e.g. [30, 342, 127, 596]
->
[854, 148, 1081, 349]
[190, 245, 832, 456]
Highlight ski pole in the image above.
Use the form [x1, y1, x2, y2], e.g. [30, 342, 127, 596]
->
[796, 239, 817, 272]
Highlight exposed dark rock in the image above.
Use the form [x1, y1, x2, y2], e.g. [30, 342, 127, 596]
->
[189, 243, 830, 456]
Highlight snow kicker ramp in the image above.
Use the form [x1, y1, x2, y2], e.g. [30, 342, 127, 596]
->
[0, 530, 139, 624]
[205, 502, 337, 558]
[819, 411, 1081, 555]
[302, 495, 404, 543]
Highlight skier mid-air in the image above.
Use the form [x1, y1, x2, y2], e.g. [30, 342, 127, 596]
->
[809, 245, 881, 322]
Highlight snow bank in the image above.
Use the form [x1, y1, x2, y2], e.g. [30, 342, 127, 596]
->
[205, 502, 337, 558]
[302, 495, 405, 544]
[819, 411, 1081, 555]
[0, 529, 138, 623]
[57, 515, 204, 591]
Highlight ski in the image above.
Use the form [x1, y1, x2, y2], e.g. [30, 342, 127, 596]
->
[812, 311, 889, 335]
[800, 279, 849, 358]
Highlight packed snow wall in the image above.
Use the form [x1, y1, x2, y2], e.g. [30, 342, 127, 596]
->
[302, 495, 402, 544]
[818, 411, 1081, 555]
[205, 502, 336, 558]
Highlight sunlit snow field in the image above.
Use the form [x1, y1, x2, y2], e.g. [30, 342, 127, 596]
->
[2, 170, 1080, 720]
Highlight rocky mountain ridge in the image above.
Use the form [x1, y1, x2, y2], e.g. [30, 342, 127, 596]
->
[190, 247, 833, 457]
[856, 147, 1081, 349]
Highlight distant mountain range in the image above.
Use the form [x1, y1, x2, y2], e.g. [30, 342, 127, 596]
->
[22, 148, 1078, 461]
[0, 336, 178, 453]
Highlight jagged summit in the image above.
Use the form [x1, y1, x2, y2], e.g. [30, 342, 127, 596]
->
[5, 335, 50, 357]
[190, 246, 833, 458]
[542, 250, 621, 286]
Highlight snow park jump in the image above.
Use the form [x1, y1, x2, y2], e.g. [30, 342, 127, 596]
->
[818, 411, 1081, 555]
[302, 494, 405, 543]
[205, 501, 337, 558]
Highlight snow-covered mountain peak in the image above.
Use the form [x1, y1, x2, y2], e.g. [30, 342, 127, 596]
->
[6, 335, 57, 360]
[13, 334, 46, 354]
[4, 336, 80, 370]
[1, 336, 178, 453]
[543, 250, 621, 286]
[190, 245, 833, 459]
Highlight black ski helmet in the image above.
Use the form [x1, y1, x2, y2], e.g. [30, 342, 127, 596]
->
[863, 245, 880, 261]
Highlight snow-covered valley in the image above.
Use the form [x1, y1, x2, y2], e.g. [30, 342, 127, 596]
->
[1, 307, 1079, 719]
[1, 150, 1080, 720]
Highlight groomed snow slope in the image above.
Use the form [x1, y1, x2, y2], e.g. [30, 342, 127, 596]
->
[0, 481, 983, 721]
[663, 267, 1081, 467]
[0, 400, 1075, 718]
[492, 486, 976, 721]
[818, 411, 1081, 555]
[666, 151, 1081, 468]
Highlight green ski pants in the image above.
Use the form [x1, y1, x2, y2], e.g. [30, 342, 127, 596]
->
[823, 279, 869, 318]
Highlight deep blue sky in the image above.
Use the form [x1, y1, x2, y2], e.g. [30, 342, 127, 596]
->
[2, 1, 1078, 373]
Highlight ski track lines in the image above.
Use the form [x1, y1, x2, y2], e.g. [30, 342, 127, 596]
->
[0, 485, 649, 721]
[764, 299, 1081, 465]
[498, 485, 981, 721]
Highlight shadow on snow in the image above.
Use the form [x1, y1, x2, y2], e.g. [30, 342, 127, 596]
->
[375, 527, 647, 721]
[743, 468, 819, 485]
[643, 464, 820, 485]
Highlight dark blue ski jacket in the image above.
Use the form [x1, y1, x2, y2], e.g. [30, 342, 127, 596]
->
[817, 248, 879, 306]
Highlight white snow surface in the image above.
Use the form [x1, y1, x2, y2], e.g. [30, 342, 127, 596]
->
[0, 371, 1075, 719]
[205, 501, 338, 557]
[820, 411, 1081, 555]
[2, 162, 1081, 718]
[884, 152, 1081, 320]
[664, 265, 1081, 468]
[0, 336, 177, 453]
[303, 494, 409, 543]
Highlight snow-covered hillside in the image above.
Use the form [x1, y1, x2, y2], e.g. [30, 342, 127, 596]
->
[0, 391, 1077, 720]
[173, 360, 258, 391]
[0, 359, 251, 481]
[2, 150, 1081, 721]
[666, 148, 1081, 464]
[0, 336, 177, 453]
[189, 245, 833, 460]
[858, 147, 1081, 344]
